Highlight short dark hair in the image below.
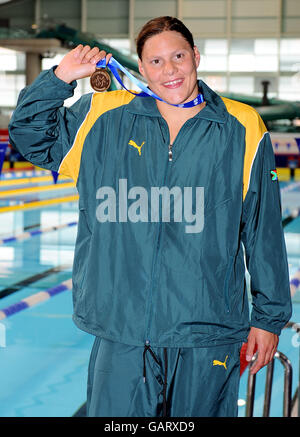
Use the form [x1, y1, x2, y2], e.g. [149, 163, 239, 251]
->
[136, 16, 195, 59]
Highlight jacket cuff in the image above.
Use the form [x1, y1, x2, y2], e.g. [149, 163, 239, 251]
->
[250, 319, 282, 336]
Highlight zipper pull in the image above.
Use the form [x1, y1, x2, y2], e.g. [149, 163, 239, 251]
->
[168, 144, 173, 161]
[143, 340, 150, 383]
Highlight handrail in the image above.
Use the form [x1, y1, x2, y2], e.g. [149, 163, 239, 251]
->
[245, 355, 257, 417]
[246, 351, 293, 417]
[276, 351, 293, 417]
[245, 321, 299, 417]
[263, 358, 274, 417]
[286, 322, 300, 417]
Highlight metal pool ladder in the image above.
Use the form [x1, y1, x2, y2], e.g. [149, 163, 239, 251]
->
[245, 321, 300, 417]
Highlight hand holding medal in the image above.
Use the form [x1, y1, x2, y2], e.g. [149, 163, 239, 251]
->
[54, 44, 111, 86]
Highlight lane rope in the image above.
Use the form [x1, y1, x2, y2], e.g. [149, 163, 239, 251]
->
[290, 268, 300, 297]
[0, 221, 78, 245]
[0, 279, 73, 320]
[1, 169, 49, 179]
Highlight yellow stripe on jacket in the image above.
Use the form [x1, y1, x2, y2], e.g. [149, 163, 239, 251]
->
[221, 97, 267, 201]
[59, 90, 135, 183]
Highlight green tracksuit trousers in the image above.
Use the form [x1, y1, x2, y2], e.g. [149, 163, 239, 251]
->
[86, 337, 242, 417]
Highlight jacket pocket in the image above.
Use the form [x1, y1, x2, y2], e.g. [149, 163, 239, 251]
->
[223, 255, 235, 313]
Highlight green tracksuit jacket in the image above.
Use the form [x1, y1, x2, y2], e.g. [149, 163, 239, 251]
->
[9, 67, 292, 349]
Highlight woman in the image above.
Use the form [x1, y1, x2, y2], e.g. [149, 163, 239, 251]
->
[9, 17, 291, 417]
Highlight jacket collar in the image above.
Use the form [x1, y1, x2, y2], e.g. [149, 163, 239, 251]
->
[125, 79, 228, 124]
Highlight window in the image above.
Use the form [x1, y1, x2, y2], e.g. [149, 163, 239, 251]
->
[0, 73, 25, 107]
[279, 75, 300, 100]
[280, 39, 300, 72]
[229, 39, 278, 72]
[229, 76, 254, 94]
[200, 54, 227, 72]
[0, 48, 17, 71]
[197, 39, 228, 72]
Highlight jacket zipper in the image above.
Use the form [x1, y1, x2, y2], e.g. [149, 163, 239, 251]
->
[168, 144, 173, 161]
[144, 153, 170, 345]
[144, 119, 192, 345]
[144, 123, 172, 345]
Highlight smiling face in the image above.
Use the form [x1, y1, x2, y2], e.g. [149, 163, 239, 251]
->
[138, 30, 200, 107]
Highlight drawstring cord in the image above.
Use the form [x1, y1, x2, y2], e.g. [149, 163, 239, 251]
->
[163, 348, 168, 417]
[143, 344, 168, 417]
[143, 344, 160, 383]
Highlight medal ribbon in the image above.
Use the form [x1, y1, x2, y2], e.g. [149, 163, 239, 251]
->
[96, 57, 204, 108]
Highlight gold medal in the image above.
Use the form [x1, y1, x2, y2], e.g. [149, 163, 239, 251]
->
[90, 68, 111, 92]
